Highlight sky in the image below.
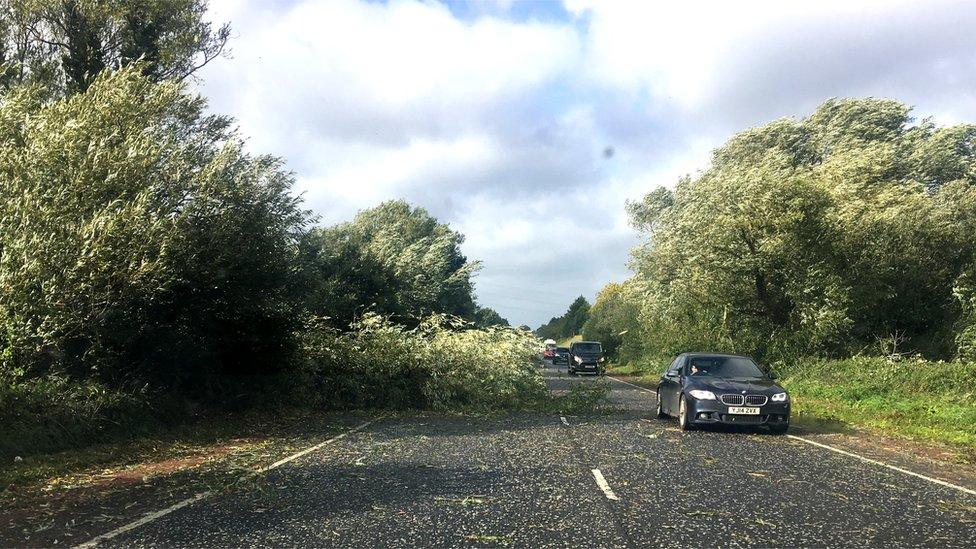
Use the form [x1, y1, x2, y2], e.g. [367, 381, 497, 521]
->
[198, 0, 976, 328]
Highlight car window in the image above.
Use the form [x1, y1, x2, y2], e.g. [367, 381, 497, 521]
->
[685, 356, 764, 378]
[665, 356, 682, 376]
[573, 342, 602, 353]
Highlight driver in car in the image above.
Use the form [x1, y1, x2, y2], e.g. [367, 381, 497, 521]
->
[690, 363, 707, 375]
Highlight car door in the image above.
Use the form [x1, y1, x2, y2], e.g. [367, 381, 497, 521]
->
[659, 355, 684, 413]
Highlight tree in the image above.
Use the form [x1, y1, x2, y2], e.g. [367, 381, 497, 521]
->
[582, 282, 639, 360]
[0, 67, 310, 394]
[0, 0, 229, 93]
[536, 296, 590, 341]
[306, 200, 479, 328]
[474, 306, 509, 328]
[627, 98, 976, 361]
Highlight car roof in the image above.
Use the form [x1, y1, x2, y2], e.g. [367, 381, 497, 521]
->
[680, 352, 753, 359]
[573, 341, 601, 345]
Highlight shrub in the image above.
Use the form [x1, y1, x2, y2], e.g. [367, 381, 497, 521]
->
[298, 314, 547, 411]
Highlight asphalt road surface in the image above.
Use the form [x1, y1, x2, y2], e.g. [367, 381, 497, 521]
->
[91, 365, 975, 548]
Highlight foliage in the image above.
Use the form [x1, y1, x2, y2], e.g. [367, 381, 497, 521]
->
[474, 306, 509, 328]
[626, 98, 976, 362]
[777, 356, 976, 452]
[581, 282, 639, 360]
[297, 314, 546, 411]
[0, 67, 310, 395]
[536, 295, 590, 341]
[0, 0, 229, 93]
[305, 200, 478, 329]
[0, 373, 162, 458]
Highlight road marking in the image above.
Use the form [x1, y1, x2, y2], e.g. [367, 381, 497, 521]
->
[591, 469, 619, 501]
[787, 435, 976, 496]
[606, 374, 976, 496]
[607, 375, 655, 394]
[74, 419, 377, 548]
[560, 416, 570, 426]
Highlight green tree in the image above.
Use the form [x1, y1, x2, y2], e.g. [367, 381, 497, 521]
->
[0, 67, 309, 394]
[536, 296, 590, 341]
[582, 282, 639, 360]
[474, 306, 509, 328]
[0, 0, 229, 93]
[306, 200, 478, 327]
[629, 98, 976, 361]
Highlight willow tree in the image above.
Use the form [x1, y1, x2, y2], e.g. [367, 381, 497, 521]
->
[0, 68, 309, 394]
[629, 98, 976, 360]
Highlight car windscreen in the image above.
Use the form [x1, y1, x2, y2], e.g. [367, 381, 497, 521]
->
[573, 343, 602, 353]
[686, 356, 764, 378]
[556, 347, 569, 352]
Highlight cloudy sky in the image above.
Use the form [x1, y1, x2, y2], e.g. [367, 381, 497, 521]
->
[199, 0, 976, 327]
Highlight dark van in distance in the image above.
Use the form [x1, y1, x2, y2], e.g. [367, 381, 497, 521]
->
[568, 341, 605, 376]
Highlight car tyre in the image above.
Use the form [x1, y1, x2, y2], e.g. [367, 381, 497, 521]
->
[655, 390, 668, 418]
[678, 395, 694, 431]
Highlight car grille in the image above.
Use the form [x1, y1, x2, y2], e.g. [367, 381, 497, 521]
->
[720, 394, 744, 406]
[745, 394, 768, 406]
[720, 394, 768, 406]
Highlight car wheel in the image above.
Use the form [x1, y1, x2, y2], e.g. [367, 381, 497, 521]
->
[678, 395, 694, 431]
[655, 390, 668, 418]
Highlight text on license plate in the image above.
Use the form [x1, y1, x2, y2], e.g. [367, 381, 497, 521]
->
[728, 406, 760, 415]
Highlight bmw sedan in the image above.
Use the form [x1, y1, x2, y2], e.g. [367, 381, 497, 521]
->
[655, 353, 790, 433]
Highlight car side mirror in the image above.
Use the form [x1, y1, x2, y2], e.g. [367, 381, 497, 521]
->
[768, 371, 778, 380]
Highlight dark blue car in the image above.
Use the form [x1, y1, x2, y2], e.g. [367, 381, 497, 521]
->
[655, 353, 790, 433]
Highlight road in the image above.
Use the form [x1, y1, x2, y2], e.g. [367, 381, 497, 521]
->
[90, 365, 975, 548]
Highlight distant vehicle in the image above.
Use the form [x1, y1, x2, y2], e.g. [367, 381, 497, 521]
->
[553, 346, 570, 365]
[568, 341, 605, 375]
[655, 353, 790, 433]
[543, 339, 557, 361]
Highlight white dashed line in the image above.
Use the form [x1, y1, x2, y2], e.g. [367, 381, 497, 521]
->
[787, 435, 976, 496]
[607, 373, 976, 496]
[591, 469, 619, 501]
[560, 416, 570, 426]
[74, 419, 377, 548]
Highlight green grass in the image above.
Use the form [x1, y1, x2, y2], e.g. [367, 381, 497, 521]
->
[609, 356, 976, 454]
[777, 356, 976, 450]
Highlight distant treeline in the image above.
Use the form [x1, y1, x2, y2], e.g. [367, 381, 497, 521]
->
[585, 98, 976, 365]
[535, 296, 589, 342]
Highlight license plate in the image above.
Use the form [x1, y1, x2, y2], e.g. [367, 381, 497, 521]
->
[728, 406, 760, 415]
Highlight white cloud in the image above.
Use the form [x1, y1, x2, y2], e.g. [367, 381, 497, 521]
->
[198, 0, 976, 326]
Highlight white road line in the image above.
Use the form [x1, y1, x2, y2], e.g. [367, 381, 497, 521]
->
[74, 419, 377, 548]
[607, 375, 655, 394]
[607, 373, 976, 496]
[560, 416, 570, 426]
[591, 469, 619, 501]
[787, 434, 976, 496]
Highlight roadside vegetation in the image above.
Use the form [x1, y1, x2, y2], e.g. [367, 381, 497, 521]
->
[0, 1, 549, 467]
[590, 97, 976, 449]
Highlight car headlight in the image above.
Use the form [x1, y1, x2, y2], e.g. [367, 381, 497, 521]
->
[771, 392, 788, 402]
[574, 356, 582, 364]
[688, 389, 716, 400]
